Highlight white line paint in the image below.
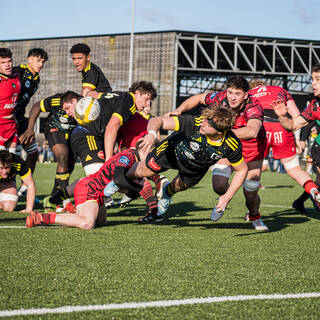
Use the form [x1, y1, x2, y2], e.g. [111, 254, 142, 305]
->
[0, 226, 25, 229]
[261, 204, 292, 208]
[0, 292, 319, 317]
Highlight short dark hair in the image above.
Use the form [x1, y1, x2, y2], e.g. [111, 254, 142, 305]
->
[61, 91, 82, 105]
[0, 150, 13, 166]
[226, 76, 249, 92]
[129, 81, 157, 100]
[312, 64, 320, 74]
[70, 43, 91, 55]
[28, 48, 48, 61]
[0, 48, 12, 59]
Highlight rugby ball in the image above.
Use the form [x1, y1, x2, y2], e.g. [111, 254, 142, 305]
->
[75, 96, 100, 125]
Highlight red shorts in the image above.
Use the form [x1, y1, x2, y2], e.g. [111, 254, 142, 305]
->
[0, 118, 18, 146]
[74, 176, 105, 207]
[241, 138, 267, 163]
[264, 122, 296, 160]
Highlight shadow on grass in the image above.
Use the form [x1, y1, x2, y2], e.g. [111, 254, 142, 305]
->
[107, 200, 320, 234]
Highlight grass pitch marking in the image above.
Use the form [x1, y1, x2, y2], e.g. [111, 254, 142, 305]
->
[0, 293, 319, 317]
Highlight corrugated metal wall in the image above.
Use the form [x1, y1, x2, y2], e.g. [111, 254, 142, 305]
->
[0, 32, 176, 118]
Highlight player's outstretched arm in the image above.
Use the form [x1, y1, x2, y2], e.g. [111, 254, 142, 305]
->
[215, 160, 248, 212]
[164, 93, 207, 117]
[20, 173, 36, 213]
[19, 101, 41, 144]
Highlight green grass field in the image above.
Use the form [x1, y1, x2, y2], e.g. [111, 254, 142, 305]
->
[1, 163, 320, 319]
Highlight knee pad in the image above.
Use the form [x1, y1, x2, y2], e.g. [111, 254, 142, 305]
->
[84, 163, 104, 176]
[25, 143, 38, 155]
[0, 193, 18, 202]
[283, 155, 300, 170]
[243, 179, 260, 192]
[212, 164, 232, 178]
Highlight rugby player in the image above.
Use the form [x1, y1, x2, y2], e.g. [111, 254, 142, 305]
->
[0, 48, 21, 153]
[119, 105, 248, 222]
[26, 142, 148, 228]
[62, 81, 157, 176]
[14, 48, 48, 178]
[249, 80, 318, 214]
[20, 92, 78, 211]
[273, 64, 320, 211]
[70, 43, 112, 96]
[0, 150, 35, 213]
[165, 76, 268, 231]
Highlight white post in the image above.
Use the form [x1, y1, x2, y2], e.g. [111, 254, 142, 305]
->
[128, 0, 135, 88]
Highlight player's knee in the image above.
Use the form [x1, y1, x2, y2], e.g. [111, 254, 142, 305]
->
[243, 179, 260, 192]
[55, 152, 69, 165]
[0, 201, 17, 212]
[212, 165, 230, 195]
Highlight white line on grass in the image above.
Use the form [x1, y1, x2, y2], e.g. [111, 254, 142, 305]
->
[1, 292, 319, 317]
[261, 204, 292, 208]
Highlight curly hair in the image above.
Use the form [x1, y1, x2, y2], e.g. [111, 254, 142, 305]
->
[70, 43, 90, 55]
[0, 150, 13, 165]
[201, 105, 234, 132]
[129, 81, 157, 100]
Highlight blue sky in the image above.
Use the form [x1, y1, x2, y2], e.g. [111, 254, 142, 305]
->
[1, 0, 319, 41]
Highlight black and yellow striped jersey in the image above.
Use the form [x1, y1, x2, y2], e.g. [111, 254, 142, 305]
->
[166, 114, 243, 170]
[40, 93, 78, 133]
[82, 91, 136, 137]
[0, 153, 31, 182]
[82, 62, 112, 93]
[13, 64, 40, 118]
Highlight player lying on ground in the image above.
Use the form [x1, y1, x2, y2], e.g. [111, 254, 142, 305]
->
[104, 105, 248, 221]
[26, 142, 161, 228]
[0, 150, 35, 213]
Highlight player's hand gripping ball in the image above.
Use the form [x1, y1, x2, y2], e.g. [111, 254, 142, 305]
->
[75, 96, 101, 125]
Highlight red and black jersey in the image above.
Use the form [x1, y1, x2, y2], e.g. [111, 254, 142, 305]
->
[300, 98, 320, 122]
[86, 148, 137, 199]
[83, 91, 136, 138]
[249, 85, 293, 121]
[13, 64, 40, 118]
[0, 153, 30, 182]
[82, 62, 112, 93]
[204, 90, 266, 144]
[117, 112, 148, 150]
[0, 72, 21, 118]
[40, 93, 78, 133]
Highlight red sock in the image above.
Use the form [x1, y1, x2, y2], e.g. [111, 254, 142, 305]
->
[303, 180, 318, 195]
[249, 213, 261, 221]
[41, 213, 56, 224]
[140, 179, 158, 212]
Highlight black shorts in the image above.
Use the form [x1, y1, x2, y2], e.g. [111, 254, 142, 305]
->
[70, 127, 105, 167]
[44, 126, 71, 148]
[145, 142, 208, 187]
[16, 116, 28, 136]
[311, 142, 320, 168]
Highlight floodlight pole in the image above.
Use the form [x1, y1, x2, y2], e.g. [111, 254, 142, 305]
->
[128, 0, 135, 88]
